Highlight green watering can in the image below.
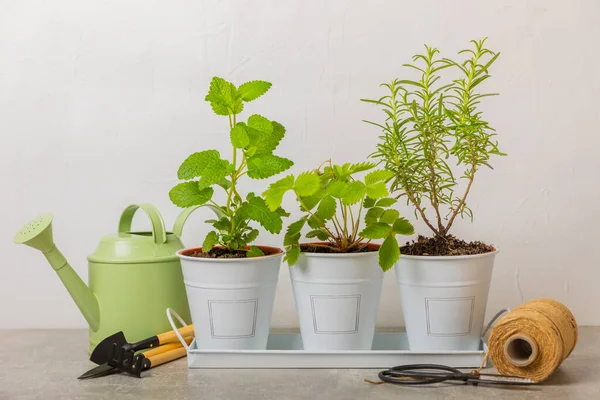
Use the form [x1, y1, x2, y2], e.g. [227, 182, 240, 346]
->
[14, 203, 200, 353]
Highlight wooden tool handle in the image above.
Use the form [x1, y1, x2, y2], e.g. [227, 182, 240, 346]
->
[157, 324, 195, 344]
[142, 336, 193, 358]
[147, 346, 188, 368]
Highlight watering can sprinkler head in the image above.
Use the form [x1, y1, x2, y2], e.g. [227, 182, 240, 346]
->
[13, 213, 55, 253]
[14, 213, 100, 331]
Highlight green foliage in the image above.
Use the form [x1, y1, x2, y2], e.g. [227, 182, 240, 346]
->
[170, 77, 292, 256]
[263, 161, 414, 271]
[362, 38, 504, 239]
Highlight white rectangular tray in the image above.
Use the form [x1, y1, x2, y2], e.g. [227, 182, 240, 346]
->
[183, 333, 488, 369]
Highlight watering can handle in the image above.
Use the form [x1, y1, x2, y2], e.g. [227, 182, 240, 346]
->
[172, 204, 225, 237]
[118, 204, 167, 244]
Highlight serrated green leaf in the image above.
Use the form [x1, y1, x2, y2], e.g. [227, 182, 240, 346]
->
[380, 209, 400, 224]
[246, 119, 285, 155]
[307, 216, 322, 229]
[376, 197, 397, 207]
[342, 181, 366, 205]
[213, 216, 231, 231]
[363, 197, 376, 208]
[315, 195, 336, 221]
[245, 147, 257, 157]
[365, 207, 384, 224]
[205, 77, 240, 115]
[263, 175, 294, 211]
[349, 161, 377, 174]
[230, 124, 249, 148]
[379, 235, 399, 272]
[248, 114, 273, 133]
[202, 231, 220, 253]
[306, 229, 329, 241]
[237, 195, 283, 234]
[247, 246, 265, 257]
[244, 229, 259, 243]
[284, 244, 301, 266]
[216, 178, 231, 191]
[360, 222, 391, 239]
[365, 169, 394, 185]
[294, 171, 321, 197]
[327, 180, 348, 198]
[247, 154, 293, 179]
[392, 217, 415, 235]
[284, 218, 306, 246]
[238, 80, 272, 102]
[169, 182, 214, 208]
[177, 150, 230, 189]
[366, 181, 389, 199]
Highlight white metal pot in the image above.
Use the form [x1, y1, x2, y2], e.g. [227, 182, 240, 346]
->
[394, 250, 497, 351]
[290, 243, 383, 351]
[177, 246, 282, 350]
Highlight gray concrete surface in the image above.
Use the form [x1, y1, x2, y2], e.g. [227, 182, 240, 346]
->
[0, 328, 598, 400]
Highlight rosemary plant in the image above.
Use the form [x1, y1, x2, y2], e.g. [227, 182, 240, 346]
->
[363, 38, 504, 240]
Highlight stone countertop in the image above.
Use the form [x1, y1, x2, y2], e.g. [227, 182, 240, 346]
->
[0, 328, 598, 400]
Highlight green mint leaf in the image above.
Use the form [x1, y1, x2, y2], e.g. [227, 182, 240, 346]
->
[247, 246, 265, 258]
[237, 195, 283, 234]
[248, 114, 273, 133]
[294, 171, 321, 197]
[205, 77, 239, 115]
[245, 146, 257, 157]
[342, 181, 366, 205]
[315, 195, 336, 221]
[365, 207, 384, 224]
[380, 209, 400, 224]
[247, 154, 294, 179]
[379, 235, 400, 272]
[359, 222, 392, 239]
[392, 217, 415, 235]
[363, 197, 376, 208]
[365, 181, 388, 199]
[230, 124, 250, 149]
[306, 229, 329, 241]
[376, 197, 397, 207]
[263, 175, 294, 211]
[202, 231, 220, 253]
[177, 150, 230, 189]
[216, 178, 232, 191]
[238, 80, 272, 102]
[213, 216, 231, 232]
[327, 179, 348, 199]
[284, 244, 301, 266]
[169, 182, 214, 208]
[284, 217, 306, 246]
[365, 169, 394, 185]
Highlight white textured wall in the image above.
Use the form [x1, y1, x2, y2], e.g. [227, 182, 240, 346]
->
[2, 0, 599, 329]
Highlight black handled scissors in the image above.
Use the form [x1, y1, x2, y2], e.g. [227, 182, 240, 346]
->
[378, 364, 535, 386]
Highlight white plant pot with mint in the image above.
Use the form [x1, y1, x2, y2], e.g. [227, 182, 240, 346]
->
[394, 250, 497, 351]
[363, 39, 504, 350]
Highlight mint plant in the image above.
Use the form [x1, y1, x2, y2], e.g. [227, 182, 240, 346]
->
[170, 77, 292, 257]
[263, 161, 414, 270]
[362, 39, 504, 241]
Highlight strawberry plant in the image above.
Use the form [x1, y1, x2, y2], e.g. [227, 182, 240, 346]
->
[169, 77, 292, 257]
[263, 160, 414, 270]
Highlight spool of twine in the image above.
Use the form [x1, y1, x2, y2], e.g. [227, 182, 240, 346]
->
[488, 298, 578, 382]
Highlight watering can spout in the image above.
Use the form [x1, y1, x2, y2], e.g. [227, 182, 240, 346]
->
[14, 214, 100, 331]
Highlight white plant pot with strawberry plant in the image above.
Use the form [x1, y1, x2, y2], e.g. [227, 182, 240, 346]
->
[364, 39, 503, 351]
[170, 77, 294, 350]
[264, 161, 414, 350]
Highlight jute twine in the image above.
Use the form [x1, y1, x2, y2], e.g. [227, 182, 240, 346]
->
[488, 298, 577, 382]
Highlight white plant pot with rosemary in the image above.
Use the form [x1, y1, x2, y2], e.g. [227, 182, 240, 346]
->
[169, 77, 294, 349]
[363, 39, 504, 350]
[264, 161, 414, 350]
